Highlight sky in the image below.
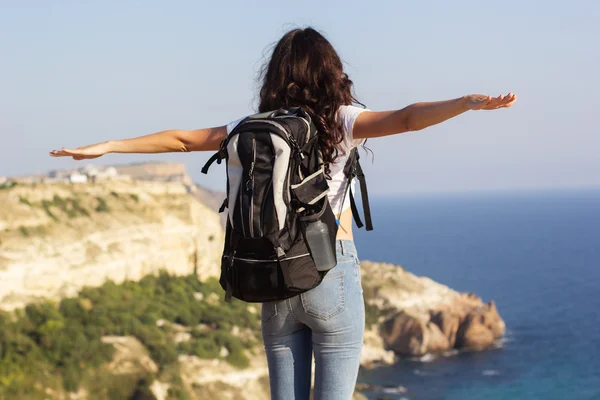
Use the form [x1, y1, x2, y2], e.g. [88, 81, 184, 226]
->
[1, 0, 598, 195]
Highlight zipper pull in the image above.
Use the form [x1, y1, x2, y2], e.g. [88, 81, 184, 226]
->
[245, 160, 255, 192]
[288, 136, 305, 160]
[289, 135, 301, 151]
[246, 162, 255, 192]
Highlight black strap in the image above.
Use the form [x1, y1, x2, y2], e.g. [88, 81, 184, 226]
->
[224, 275, 233, 303]
[354, 160, 373, 231]
[223, 227, 241, 303]
[272, 241, 294, 288]
[339, 148, 358, 218]
[348, 190, 364, 229]
[201, 151, 224, 174]
[224, 252, 233, 303]
[202, 138, 228, 175]
[218, 198, 228, 213]
[341, 148, 373, 231]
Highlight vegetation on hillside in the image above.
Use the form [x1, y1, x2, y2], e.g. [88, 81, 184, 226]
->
[0, 272, 260, 400]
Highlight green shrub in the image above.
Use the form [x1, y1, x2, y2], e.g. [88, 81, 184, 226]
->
[18, 196, 31, 206]
[130, 193, 139, 202]
[41, 200, 58, 221]
[38, 195, 90, 219]
[226, 348, 250, 369]
[52, 194, 67, 209]
[70, 199, 90, 217]
[18, 226, 29, 237]
[0, 181, 16, 190]
[95, 196, 109, 212]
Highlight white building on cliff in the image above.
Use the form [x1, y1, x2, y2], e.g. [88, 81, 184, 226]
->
[69, 171, 88, 183]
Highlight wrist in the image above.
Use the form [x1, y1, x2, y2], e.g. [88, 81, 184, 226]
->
[104, 140, 116, 154]
[459, 95, 471, 111]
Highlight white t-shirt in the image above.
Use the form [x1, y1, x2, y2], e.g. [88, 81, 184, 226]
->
[226, 105, 368, 215]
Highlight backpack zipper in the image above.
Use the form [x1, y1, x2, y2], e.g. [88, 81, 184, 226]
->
[248, 137, 256, 237]
[239, 177, 246, 237]
[233, 253, 310, 263]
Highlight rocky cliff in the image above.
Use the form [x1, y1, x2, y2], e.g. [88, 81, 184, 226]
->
[0, 178, 224, 311]
[359, 261, 505, 365]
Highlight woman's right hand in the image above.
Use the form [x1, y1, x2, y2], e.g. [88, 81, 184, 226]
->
[49, 142, 111, 160]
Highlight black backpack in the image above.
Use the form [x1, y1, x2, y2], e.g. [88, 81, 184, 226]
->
[202, 107, 372, 303]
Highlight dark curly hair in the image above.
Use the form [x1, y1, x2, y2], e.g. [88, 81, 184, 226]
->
[258, 27, 363, 176]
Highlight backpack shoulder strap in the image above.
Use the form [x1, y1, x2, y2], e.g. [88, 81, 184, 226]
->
[201, 114, 254, 175]
[201, 146, 226, 174]
[342, 148, 374, 231]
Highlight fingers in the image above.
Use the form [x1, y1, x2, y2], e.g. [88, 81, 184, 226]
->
[49, 150, 66, 157]
[496, 93, 514, 106]
[482, 93, 517, 110]
[60, 148, 83, 155]
[502, 93, 517, 108]
[49, 148, 87, 160]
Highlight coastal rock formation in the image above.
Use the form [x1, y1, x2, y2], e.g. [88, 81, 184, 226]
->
[455, 301, 505, 350]
[0, 179, 224, 311]
[359, 261, 505, 359]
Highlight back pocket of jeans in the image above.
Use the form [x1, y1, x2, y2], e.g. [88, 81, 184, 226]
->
[300, 271, 345, 320]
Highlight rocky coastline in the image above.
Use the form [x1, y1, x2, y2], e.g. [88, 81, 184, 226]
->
[0, 163, 505, 400]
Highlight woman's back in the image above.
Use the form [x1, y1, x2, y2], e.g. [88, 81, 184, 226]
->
[226, 104, 370, 236]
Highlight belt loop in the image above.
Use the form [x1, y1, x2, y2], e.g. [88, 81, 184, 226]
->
[340, 240, 346, 256]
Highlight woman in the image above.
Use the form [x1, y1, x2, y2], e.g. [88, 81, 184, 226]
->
[50, 27, 516, 400]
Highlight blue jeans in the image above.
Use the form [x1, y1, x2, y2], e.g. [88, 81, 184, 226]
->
[261, 240, 365, 400]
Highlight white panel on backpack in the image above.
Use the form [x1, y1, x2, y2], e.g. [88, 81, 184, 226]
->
[270, 134, 291, 231]
[227, 134, 242, 227]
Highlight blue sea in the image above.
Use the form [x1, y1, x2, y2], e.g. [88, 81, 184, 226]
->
[353, 188, 600, 400]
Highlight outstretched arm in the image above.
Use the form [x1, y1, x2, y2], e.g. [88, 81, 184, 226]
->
[49, 126, 228, 160]
[353, 93, 517, 139]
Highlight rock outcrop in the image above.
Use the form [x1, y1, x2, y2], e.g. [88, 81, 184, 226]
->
[359, 261, 505, 360]
[101, 336, 159, 376]
[178, 353, 270, 400]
